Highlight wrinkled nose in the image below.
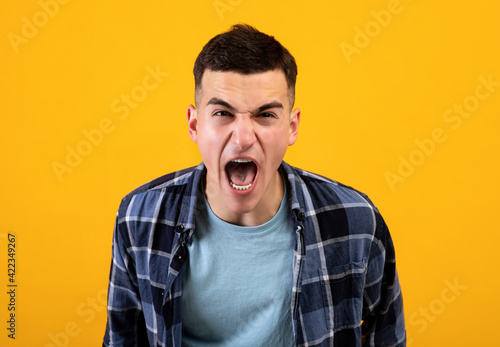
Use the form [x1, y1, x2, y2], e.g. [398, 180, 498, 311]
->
[231, 117, 256, 151]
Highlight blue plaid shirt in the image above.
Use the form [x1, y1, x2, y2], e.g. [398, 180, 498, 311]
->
[103, 162, 406, 346]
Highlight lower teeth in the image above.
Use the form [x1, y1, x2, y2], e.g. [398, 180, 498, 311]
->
[230, 182, 252, 190]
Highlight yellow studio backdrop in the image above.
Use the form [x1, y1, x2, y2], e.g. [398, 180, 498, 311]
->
[1, 0, 499, 345]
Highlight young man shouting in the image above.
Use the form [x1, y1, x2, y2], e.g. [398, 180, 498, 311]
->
[104, 24, 406, 347]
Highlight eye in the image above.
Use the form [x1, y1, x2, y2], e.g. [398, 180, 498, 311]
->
[214, 110, 232, 117]
[258, 112, 276, 118]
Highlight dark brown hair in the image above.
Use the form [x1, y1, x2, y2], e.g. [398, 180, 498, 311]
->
[193, 24, 298, 106]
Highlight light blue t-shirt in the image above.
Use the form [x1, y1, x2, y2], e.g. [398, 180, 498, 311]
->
[181, 184, 294, 347]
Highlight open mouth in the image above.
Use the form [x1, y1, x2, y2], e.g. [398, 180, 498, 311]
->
[225, 159, 257, 191]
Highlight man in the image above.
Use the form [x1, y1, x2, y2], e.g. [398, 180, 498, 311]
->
[104, 24, 406, 346]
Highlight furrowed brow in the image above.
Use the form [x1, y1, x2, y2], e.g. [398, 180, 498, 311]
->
[206, 97, 236, 111]
[252, 101, 283, 115]
[206, 98, 284, 114]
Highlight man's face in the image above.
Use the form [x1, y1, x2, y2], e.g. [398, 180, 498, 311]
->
[187, 69, 300, 225]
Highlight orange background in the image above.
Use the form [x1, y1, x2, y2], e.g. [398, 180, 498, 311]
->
[1, 0, 499, 345]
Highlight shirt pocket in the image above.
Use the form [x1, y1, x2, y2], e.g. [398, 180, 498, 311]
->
[318, 261, 366, 331]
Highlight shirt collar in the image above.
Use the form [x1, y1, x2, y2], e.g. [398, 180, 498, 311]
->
[178, 161, 306, 233]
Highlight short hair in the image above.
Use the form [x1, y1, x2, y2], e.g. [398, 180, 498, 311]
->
[193, 24, 298, 107]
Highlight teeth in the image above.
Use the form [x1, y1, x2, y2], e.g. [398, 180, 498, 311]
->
[230, 182, 253, 190]
[231, 159, 252, 163]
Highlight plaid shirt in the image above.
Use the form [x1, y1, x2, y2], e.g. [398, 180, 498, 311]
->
[103, 162, 406, 346]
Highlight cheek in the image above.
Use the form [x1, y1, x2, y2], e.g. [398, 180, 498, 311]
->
[197, 128, 224, 167]
[263, 128, 290, 159]
[198, 121, 224, 146]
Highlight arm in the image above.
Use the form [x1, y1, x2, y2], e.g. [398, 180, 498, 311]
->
[103, 212, 149, 346]
[361, 213, 406, 346]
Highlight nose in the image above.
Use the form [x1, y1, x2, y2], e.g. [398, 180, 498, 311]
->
[231, 116, 256, 151]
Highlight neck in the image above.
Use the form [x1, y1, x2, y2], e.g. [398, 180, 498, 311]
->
[206, 170, 284, 227]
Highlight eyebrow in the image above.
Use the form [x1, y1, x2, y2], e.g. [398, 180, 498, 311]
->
[206, 97, 284, 114]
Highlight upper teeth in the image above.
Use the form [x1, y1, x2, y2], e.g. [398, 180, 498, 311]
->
[232, 159, 252, 163]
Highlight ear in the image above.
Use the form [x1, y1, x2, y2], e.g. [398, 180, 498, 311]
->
[187, 104, 198, 143]
[288, 107, 301, 146]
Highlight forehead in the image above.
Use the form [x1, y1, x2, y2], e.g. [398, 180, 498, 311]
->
[199, 69, 289, 106]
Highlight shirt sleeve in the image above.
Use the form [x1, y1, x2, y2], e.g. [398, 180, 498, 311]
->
[103, 210, 149, 346]
[361, 212, 406, 346]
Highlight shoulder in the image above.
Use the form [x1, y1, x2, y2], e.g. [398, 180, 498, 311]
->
[285, 164, 393, 263]
[116, 164, 202, 221]
[112, 164, 204, 253]
[285, 163, 389, 242]
[286, 164, 378, 213]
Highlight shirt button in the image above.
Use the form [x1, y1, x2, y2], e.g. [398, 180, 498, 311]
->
[298, 211, 305, 221]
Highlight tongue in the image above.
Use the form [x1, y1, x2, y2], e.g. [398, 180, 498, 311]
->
[226, 161, 257, 186]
